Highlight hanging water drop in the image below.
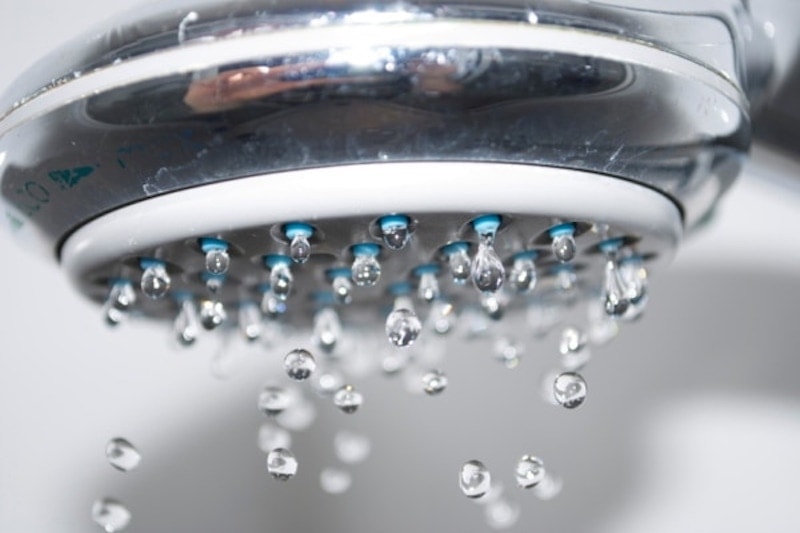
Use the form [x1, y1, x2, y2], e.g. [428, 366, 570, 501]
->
[549, 223, 577, 263]
[320, 467, 353, 494]
[284, 223, 314, 264]
[422, 369, 448, 395]
[350, 243, 381, 287]
[378, 214, 412, 250]
[385, 296, 422, 347]
[238, 301, 262, 341]
[258, 423, 292, 453]
[333, 384, 363, 414]
[619, 254, 649, 318]
[266, 447, 298, 480]
[91, 498, 131, 532]
[417, 269, 440, 303]
[553, 372, 587, 409]
[515, 455, 545, 489]
[199, 299, 226, 330]
[267, 257, 293, 301]
[258, 385, 293, 417]
[603, 257, 630, 317]
[460, 460, 491, 499]
[471, 229, 505, 293]
[201, 238, 230, 275]
[444, 243, 471, 285]
[174, 298, 200, 346]
[139, 259, 170, 299]
[312, 307, 342, 353]
[331, 275, 353, 305]
[334, 430, 371, 464]
[284, 348, 316, 381]
[102, 281, 136, 326]
[509, 255, 537, 293]
[105, 438, 141, 472]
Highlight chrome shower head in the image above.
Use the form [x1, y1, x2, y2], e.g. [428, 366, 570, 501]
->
[0, 0, 771, 529]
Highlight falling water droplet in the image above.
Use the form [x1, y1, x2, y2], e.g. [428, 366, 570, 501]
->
[199, 300, 226, 330]
[428, 299, 456, 334]
[385, 300, 422, 347]
[312, 307, 342, 353]
[553, 372, 587, 409]
[484, 498, 520, 530]
[331, 275, 353, 304]
[559, 326, 591, 371]
[446, 245, 471, 285]
[422, 369, 448, 395]
[140, 261, 170, 299]
[351, 247, 381, 287]
[472, 240, 505, 293]
[509, 256, 537, 293]
[417, 271, 440, 302]
[102, 282, 136, 326]
[269, 261, 293, 301]
[91, 498, 131, 532]
[320, 467, 352, 494]
[289, 233, 312, 264]
[238, 301, 262, 341]
[603, 258, 630, 317]
[105, 438, 141, 472]
[515, 455, 545, 489]
[493, 337, 522, 369]
[204, 247, 229, 275]
[551, 232, 576, 263]
[460, 460, 491, 499]
[379, 215, 412, 250]
[258, 385, 293, 417]
[266, 448, 298, 480]
[334, 430, 371, 464]
[284, 348, 316, 381]
[333, 385, 363, 414]
[258, 423, 291, 453]
[174, 299, 200, 346]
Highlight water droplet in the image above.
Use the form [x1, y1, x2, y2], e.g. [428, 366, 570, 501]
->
[284, 348, 316, 381]
[199, 300, 226, 330]
[556, 267, 577, 292]
[312, 371, 345, 397]
[269, 262, 293, 301]
[91, 498, 131, 532]
[312, 307, 342, 353]
[493, 337, 522, 369]
[471, 240, 505, 293]
[238, 301, 262, 341]
[261, 290, 287, 317]
[559, 326, 587, 355]
[333, 385, 363, 414]
[385, 303, 422, 348]
[417, 271, 439, 302]
[289, 233, 311, 263]
[552, 232, 576, 263]
[258, 423, 291, 453]
[603, 258, 630, 317]
[351, 254, 381, 287]
[484, 498, 520, 530]
[515, 455, 545, 488]
[258, 385, 293, 416]
[447, 246, 472, 284]
[102, 282, 136, 326]
[320, 467, 352, 494]
[332, 275, 353, 304]
[205, 275, 224, 294]
[105, 438, 141, 472]
[509, 257, 537, 293]
[334, 430, 371, 464]
[428, 299, 456, 334]
[174, 299, 200, 345]
[480, 292, 505, 320]
[619, 256, 649, 319]
[460, 460, 491, 499]
[553, 372, 587, 409]
[422, 369, 448, 395]
[380, 218, 411, 250]
[205, 248, 229, 275]
[140, 263, 170, 299]
[381, 347, 410, 375]
[266, 448, 298, 480]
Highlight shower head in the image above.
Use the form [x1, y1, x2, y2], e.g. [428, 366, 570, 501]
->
[0, 0, 772, 528]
